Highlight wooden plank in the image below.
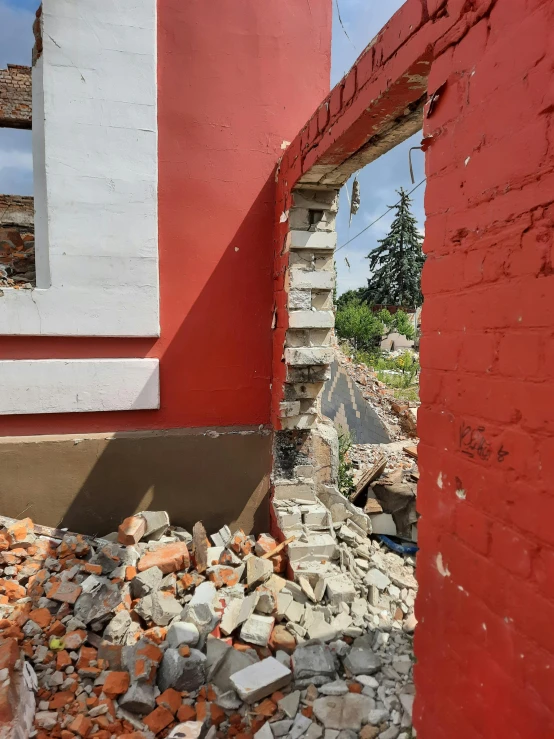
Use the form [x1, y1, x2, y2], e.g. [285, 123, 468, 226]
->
[350, 455, 387, 502]
[260, 536, 296, 560]
[403, 445, 418, 459]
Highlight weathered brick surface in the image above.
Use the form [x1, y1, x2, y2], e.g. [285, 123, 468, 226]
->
[273, 0, 554, 735]
[0, 195, 35, 286]
[0, 65, 31, 129]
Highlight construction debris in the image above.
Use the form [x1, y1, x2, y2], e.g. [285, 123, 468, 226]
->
[0, 508, 417, 739]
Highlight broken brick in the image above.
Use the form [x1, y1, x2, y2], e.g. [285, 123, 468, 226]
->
[137, 542, 190, 575]
[102, 671, 130, 699]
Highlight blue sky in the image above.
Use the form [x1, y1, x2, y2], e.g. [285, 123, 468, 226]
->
[0, 0, 424, 295]
[330, 0, 425, 295]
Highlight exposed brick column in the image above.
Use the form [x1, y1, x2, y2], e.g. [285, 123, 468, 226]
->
[0, 65, 32, 129]
[270, 183, 370, 568]
[271, 184, 341, 504]
[279, 187, 338, 429]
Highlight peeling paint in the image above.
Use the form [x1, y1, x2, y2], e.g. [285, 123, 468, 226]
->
[436, 552, 451, 577]
[437, 472, 443, 489]
[456, 488, 466, 500]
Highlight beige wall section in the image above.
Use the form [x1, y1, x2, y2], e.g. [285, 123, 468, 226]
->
[0, 427, 272, 536]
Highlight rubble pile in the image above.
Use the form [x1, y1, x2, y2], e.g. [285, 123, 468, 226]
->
[349, 442, 419, 544]
[0, 508, 417, 739]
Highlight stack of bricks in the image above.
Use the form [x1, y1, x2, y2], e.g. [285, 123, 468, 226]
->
[279, 187, 339, 430]
[0, 65, 32, 129]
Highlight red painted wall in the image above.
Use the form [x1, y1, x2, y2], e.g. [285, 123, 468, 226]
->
[417, 2, 554, 736]
[274, 0, 554, 735]
[0, 0, 331, 436]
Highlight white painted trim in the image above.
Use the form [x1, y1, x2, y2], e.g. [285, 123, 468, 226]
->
[0, 359, 160, 415]
[0, 0, 159, 337]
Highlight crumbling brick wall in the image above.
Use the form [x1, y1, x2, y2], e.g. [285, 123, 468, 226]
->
[0, 195, 35, 286]
[273, 0, 554, 736]
[0, 65, 31, 129]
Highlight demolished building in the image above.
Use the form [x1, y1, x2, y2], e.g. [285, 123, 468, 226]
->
[0, 0, 554, 737]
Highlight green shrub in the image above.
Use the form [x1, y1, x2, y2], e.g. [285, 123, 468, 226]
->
[338, 430, 355, 498]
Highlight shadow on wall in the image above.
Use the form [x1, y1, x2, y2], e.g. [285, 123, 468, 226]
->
[0, 174, 276, 535]
[55, 429, 273, 537]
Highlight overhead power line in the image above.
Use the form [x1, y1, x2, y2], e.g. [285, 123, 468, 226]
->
[335, 178, 426, 255]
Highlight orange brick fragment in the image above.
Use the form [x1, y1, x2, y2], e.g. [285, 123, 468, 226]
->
[63, 630, 86, 649]
[137, 542, 190, 575]
[176, 704, 196, 722]
[208, 566, 240, 588]
[143, 706, 174, 734]
[0, 579, 25, 601]
[254, 698, 277, 717]
[156, 688, 181, 715]
[56, 650, 72, 670]
[50, 691, 75, 710]
[68, 714, 92, 737]
[196, 700, 207, 723]
[28, 608, 52, 629]
[211, 703, 226, 726]
[48, 580, 82, 604]
[102, 671, 130, 699]
[118, 515, 146, 546]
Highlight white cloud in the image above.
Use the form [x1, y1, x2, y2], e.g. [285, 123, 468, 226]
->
[0, 150, 32, 170]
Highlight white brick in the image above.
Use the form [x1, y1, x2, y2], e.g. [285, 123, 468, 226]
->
[274, 482, 317, 502]
[288, 289, 312, 310]
[279, 401, 301, 418]
[287, 534, 338, 563]
[302, 505, 331, 528]
[240, 614, 275, 647]
[288, 382, 324, 399]
[289, 311, 334, 329]
[290, 268, 335, 290]
[274, 506, 303, 530]
[285, 347, 334, 366]
[311, 292, 334, 311]
[281, 414, 319, 430]
[308, 329, 332, 346]
[292, 189, 339, 211]
[230, 657, 292, 704]
[290, 230, 337, 250]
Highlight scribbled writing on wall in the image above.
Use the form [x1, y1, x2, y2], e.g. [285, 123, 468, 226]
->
[459, 423, 509, 464]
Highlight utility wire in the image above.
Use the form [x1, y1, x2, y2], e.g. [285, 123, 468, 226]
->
[335, 178, 426, 255]
[335, 0, 356, 51]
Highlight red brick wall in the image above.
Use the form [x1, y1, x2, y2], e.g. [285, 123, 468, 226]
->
[274, 0, 554, 735]
[417, 2, 554, 737]
[0, 65, 32, 129]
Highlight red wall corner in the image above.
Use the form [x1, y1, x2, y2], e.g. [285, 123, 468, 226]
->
[0, 0, 332, 437]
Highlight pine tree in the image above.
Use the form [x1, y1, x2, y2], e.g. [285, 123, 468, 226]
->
[363, 188, 425, 308]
